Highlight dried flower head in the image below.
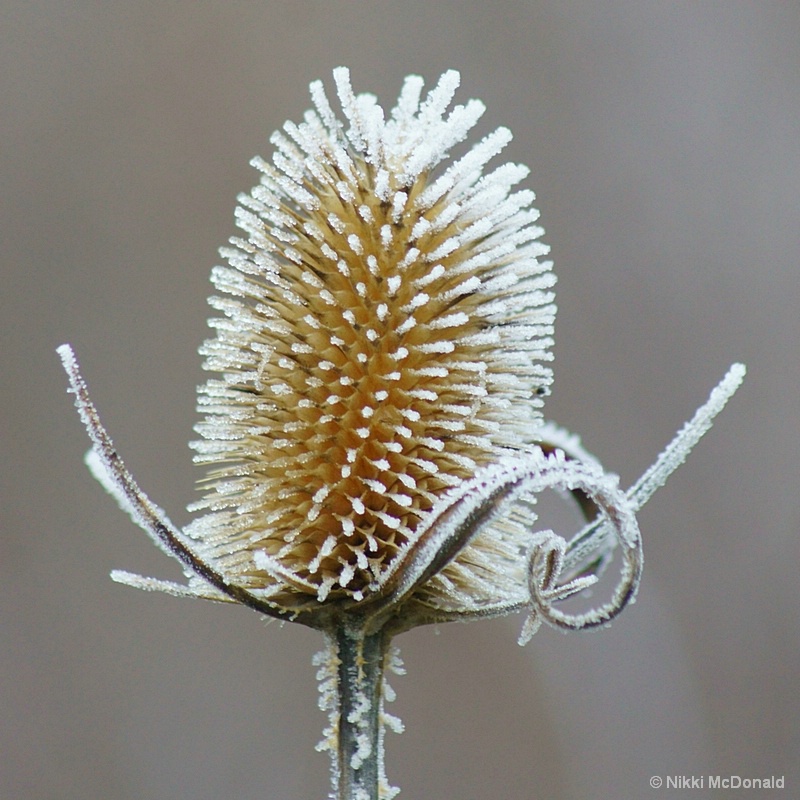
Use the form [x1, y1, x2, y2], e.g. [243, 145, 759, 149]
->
[189, 67, 557, 610]
[59, 68, 744, 800]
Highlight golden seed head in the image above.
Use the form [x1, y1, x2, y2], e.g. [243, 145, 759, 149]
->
[187, 68, 556, 604]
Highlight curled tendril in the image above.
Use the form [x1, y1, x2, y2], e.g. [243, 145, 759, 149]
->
[521, 459, 643, 639]
[522, 532, 599, 643]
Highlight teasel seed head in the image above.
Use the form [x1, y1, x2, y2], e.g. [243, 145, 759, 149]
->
[59, 68, 743, 637]
[186, 68, 556, 607]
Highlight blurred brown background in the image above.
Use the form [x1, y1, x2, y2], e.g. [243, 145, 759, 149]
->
[2, 2, 797, 798]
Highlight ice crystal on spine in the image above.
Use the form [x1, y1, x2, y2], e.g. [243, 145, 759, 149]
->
[187, 67, 555, 604]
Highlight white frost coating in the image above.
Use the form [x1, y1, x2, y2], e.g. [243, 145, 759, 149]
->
[347, 233, 363, 255]
[58, 345, 209, 569]
[628, 363, 746, 511]
[84, 447, 137, 519]
[313, 638, 340, 780]
[555, 364, 747, 587]
[110, 569, 232, 602]
[376, 645, 404, 800]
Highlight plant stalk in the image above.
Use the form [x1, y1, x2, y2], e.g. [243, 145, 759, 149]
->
[332, 622, 389, 800]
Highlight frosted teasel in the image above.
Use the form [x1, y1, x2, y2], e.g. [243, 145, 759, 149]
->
[59, 68, 745, 800]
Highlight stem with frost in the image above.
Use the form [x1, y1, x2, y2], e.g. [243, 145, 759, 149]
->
[317, 623, 393, 800]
